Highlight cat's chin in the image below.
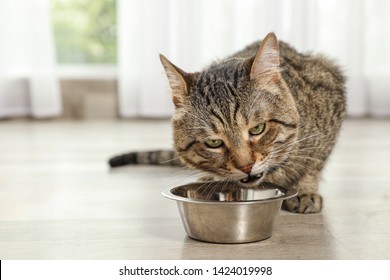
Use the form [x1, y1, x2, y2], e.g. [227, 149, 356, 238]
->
[236, 173, 264, 187]
[211, 173, 264, 187]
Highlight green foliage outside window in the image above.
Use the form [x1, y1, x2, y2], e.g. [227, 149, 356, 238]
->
[52, 0, 117, 64]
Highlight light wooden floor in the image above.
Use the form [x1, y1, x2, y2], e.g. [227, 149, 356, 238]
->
[0, 118, 389, 259]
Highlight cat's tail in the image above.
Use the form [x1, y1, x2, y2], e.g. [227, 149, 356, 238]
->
[108, 150, 182, 167]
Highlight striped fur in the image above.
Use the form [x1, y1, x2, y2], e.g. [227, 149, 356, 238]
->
[109, 33, 346, 214]
[109, 150, 181, 167]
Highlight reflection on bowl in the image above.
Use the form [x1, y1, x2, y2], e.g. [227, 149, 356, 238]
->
[162, 181, 297, 244]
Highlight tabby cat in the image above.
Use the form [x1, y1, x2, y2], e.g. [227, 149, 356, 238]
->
[109, 33, 346, 214]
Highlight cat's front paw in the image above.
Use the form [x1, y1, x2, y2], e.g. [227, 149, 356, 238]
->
[282, 193, 323, 214]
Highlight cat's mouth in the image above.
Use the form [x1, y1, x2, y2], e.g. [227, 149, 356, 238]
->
[240, 173, 263, 184]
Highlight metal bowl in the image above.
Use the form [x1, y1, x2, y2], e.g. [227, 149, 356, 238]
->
[162, 181, 297, 244]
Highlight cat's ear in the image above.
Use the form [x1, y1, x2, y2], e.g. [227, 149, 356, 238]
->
[250, 32, 281, 84]
[159, 54, 190, 108]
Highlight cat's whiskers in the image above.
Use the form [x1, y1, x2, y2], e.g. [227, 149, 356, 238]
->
[169, 168, 201, 177]
[258, 181, 267, 190]
[266, 161, 302, 179]
[271, 132, 323, 154]
[200, 180, 219, 199]
[273, 150, 323, 162]
[206, 181, 221, 200]
[158, 157, 180, 164]
[217, 178, 236, 201]
[272, 159, 307, 171]
[271, 146, 324, 157]
[283, 155, 323, 163]
[267, 148, 324, 173]
[169, 169, 204, 185]
[270, 137, 339, 158]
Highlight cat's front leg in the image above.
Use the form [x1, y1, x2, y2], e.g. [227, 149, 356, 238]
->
[282, 173, 323, 214]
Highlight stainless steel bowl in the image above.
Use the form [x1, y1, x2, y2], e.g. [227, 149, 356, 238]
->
[162, 181, 297, 244]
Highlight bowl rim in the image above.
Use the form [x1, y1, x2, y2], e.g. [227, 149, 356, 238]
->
[161, 181, 298, 205]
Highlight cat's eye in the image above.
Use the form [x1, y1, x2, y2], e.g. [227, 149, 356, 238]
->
[249, 123, 266, 136]
[205, 139, 223, 148]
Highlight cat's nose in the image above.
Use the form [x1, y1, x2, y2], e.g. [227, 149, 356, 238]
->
[239, 163, 254, 174]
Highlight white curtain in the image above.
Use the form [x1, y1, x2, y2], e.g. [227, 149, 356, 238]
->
[0, 0, 61, 118]
[118, 0, 390, 117]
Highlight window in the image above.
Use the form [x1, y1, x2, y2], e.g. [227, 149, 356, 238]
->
[51, 0, 117, 64]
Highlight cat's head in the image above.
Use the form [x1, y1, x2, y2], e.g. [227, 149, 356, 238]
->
[160, 33, 299, 186]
